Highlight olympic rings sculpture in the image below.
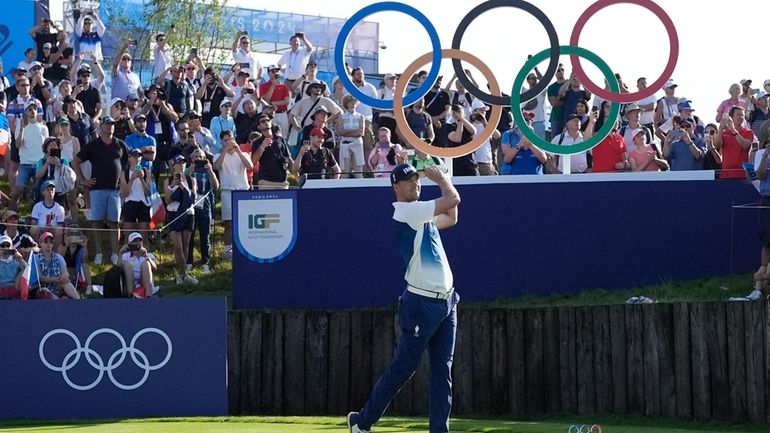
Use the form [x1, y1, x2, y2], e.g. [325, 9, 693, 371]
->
[39, 327, 173, 391]
[568, 424, 603, 433]
[334, 0, 679, 158]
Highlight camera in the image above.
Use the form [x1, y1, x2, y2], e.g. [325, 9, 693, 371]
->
[239, 63, 250, 69]
[49, 148, 61, 158]
[0, 248, 15, 255]
[245, 88, 255, 94]
[470, 114, 484, 123]
[191, 47, 198, 56]
[194, 160, 207, 171]
[174, 172, 183, 182]
[295, 32, 304, 38]
[128, 243, 140, 252]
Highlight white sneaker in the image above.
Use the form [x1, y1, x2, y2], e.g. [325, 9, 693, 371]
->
[747, 290, 763, 301]
[176, 275, 184, 285]
[110, 253, 119, 266]
[183, 275, 199, 285]
[94, 253, 103, 265]
[202, 264, 211, 274]
[186, 264, 193, 272]
[347, 412, 369, 433]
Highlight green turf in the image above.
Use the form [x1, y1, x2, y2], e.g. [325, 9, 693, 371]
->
[0, 415, 765, 433]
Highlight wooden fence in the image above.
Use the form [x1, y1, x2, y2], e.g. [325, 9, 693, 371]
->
[228, 302, 769, 422]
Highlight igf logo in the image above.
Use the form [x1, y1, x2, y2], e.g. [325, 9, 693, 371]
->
[248, 214, 280, 229]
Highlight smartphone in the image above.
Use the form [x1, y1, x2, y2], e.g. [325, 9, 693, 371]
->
[128, 243, 140, 252]
[295, 32, 304, 38]
[134, 164, 142, 173]
[194, 160, 207, 171]
[174, 173, 182, 182]
[191, 47, 198, 56]
[671, 130, 683, 141]
[49, 148, 61, 158]
[245, 88, 254, 94]
[128, 39, 138, 46]
[239, 63, 250, 69]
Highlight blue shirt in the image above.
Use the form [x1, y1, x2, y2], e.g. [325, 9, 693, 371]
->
[125, 133, 157, 151]
[0, 258, 21, 286]
[500, 130, 543, 175]
[760, 156, 770, 197]
[392, 200, 452, 293]
[668, 137, 705, 171]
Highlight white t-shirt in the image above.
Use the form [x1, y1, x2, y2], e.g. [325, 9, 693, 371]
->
[20, 123, 48, 165]
[121, 251, 157, 284]
[551, 132, 588, 173]
[392, 200, 453, 294]
[521, 88, 547, 122]
[354, 81, 378, 120]
[219, 151, 250, 190]
[637, 94, 658, 125]
[473, 121, 493, 163]
[232, 49, 262, 82]
[278, 48, 312, 81]
[153, 45, 174, 80]
[31, 201, 66, 227]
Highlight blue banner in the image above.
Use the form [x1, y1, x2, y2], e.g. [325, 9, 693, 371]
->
[0, 298, 228, 420]
[0, 0, 36, 77]
[232, 178, 760, 309]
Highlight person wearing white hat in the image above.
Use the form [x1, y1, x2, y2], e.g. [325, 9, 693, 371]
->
[209, 99, 236, 156]
[654, 79, 679, 128]
[69, 54, 105, 122]
[117, 231, 158, 297]
[469, 98, 499, 175]
[749, 91, 770, 140]
[9, 98, 49, 211]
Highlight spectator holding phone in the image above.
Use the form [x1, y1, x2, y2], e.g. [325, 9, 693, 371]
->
[109, 98, 133, 141]
[197, 68, 234, 129]
[214, 130, 252, 260]
[110, 40, 143, 101]
[117, 232, 158, 297]
[37, 231, 80, 299]
[58, 225, 92, 295]
[120, 149, 151, 235]
[663, 119, 706, 171]
[187, 149, 218, 274]
[0, 235, 28, 299]
[34, 137, 75, 208]
[163, 155, 198, 285]
[278, 32, 314, 93]
[70, 54, 104, 122]
[152, 27, 175, 82]
[231, 32, 262, 83]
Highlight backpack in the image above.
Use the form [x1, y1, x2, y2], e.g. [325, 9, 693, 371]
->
[102, 265, 127, 298]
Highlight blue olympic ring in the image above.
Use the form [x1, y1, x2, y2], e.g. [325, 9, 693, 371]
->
[333, 2, 441, 110]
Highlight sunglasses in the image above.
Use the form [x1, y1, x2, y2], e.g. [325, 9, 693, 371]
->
[142, 150, 155, 154]
[121, 57, 132, 61]
[186, 67, 196, 71]
[18, 84, 30, 87]
[42, 238, 54, 244]
[0, 244, 11, 248]
[241, 41, 250, 45]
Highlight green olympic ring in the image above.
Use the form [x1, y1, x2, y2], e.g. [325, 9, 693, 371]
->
[511, 45, 621, 155]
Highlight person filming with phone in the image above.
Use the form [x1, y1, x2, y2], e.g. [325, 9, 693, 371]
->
[117, 231, 158, 298]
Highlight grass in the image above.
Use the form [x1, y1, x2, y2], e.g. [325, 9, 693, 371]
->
[0, 415, 767, 433]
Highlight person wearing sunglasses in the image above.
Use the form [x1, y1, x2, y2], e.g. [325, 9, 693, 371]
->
[110, 39, 143, 101]
[70, 54, 105, 122]
[231, 31, 262, 85]
[35, 231, 79, 299]
[703, 123, 723, 174]
[663, 119, 706, 171]
[73, 12, 105, 61]
[152, 27, 174, 82]
[0, 234, 28, 299]
[10, 99, 48, 211]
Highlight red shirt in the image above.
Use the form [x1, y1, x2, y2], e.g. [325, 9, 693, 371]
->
[591, 132, 626, 173]
[258, 82, 290, 112]
[720, 127, 753, 179]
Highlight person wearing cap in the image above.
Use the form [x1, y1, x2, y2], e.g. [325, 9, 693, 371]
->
[35, 136, 76, 207]
[716, 83, 749, 123]
[163, 155, 198, 285]
[749, 91, 770, 140]
[1, 210, 28, 249]
[9, 97, 48, 210]
[331, 75, 347, 108]
[468, 99, 499, 175]
[109, 98, 133, 141]
[156, 64, 196, 116]
[28, 61, 52, 118]
[290, 61, 324, 102]
[124, 114, 157, 171]
[714, 105, 755, 179]
[654, 79, 679, 128]
[125, 93, 142, 118]
[30, 180, 66, 244]
[28, 17, 59, 62]
[152, 27, 175, 82]
[17, 48, 36, 78]
[232, 94, 261, 145]
[117, 231, 158, 297]
[110, 39, 143, 101]
[0, 234, 29, 299]
[70, 53, 105, 121]
[73, 114, 127, 266]
[347, 164, 460, 433]
[740, 79, 754, 104]
[209, 99, 236, 155]
[277, 32, 314, 89]
[197, 68, 234, 128]
[7, 75, 43, 189]
[120, 149, 152, 235]
[500, 111, 548, 175]
[259, 65, 291, 136]
[550, 112, 596, 174]
[662, 119, 706, 171]
[36, 231, 80, 299]
[231, 31, 263, 83]
[74, 12, 105, 61]
[628, 128, 669, 172]
[292, 127, 340, 180]
[288, 82, 341, 151]
[301, 105, 336, 152]
[186, 111, 216, 154]
[214, 129, 253, 260]
[618, 103, 654, 155]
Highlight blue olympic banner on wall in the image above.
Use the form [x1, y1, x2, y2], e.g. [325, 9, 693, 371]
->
[0, 297, 228, 420]
[233, 178, 759, 310]
[0, 1, 36, 76]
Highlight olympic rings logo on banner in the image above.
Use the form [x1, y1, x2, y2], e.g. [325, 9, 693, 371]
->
[568, 424, 603, 433]
[334, 0, 679, 157]
[39, 327, 173, 391]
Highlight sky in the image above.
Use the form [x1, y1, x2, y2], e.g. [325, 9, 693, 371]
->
[52, 0, 766, 121]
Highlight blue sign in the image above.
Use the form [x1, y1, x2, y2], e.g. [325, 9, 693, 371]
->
[233, 189, 298, 263]
[0, 298, 228, 420]
[0, 1, 36, 77]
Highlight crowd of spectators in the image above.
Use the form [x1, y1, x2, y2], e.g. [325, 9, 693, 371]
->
[1, 12, 769, 299]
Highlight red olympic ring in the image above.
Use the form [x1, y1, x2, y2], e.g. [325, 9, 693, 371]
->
[569, 0, 679, 103]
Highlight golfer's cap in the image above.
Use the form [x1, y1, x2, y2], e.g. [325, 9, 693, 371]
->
[390, 163, 418, 184]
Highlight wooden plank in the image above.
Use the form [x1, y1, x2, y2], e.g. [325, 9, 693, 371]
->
[656, 304, 676, 418]
[327, 311, 351, 415]
[228, 311, 243, 415]
[559, 307, 577, 414]
[349, 310, 373, 410]
[261, 311, 284, 415]
[608, 305, 627, 413]
[304, 311, 329, 415]
[391, 307, 413, 415]
[690, 303, 711, 420]
[707, 302, 729, 421]
[283, 311, 306, 415]
[525, 308, 545, 415]
[592, 305, 612, 414]
[239, 311, 263, 415]
[727, 302, 748, 423]
[507, 309, 526, 417]
[745, 302, 766, 423]
[642, 305, 661, 417]
[453, 308, 474, 415]
[490, 309, 509, 415]
[542, 307, 561, 414]
[576, 306, 596, 415]
[625, 305, 644, 414]
[673, 303, 692, 419]
[472, 309, 492, 414]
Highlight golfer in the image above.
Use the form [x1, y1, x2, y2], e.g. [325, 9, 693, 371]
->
[348, 164, 460, 433]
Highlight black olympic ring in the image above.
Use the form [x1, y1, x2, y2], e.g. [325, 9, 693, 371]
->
[451, 0, 560, 106]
